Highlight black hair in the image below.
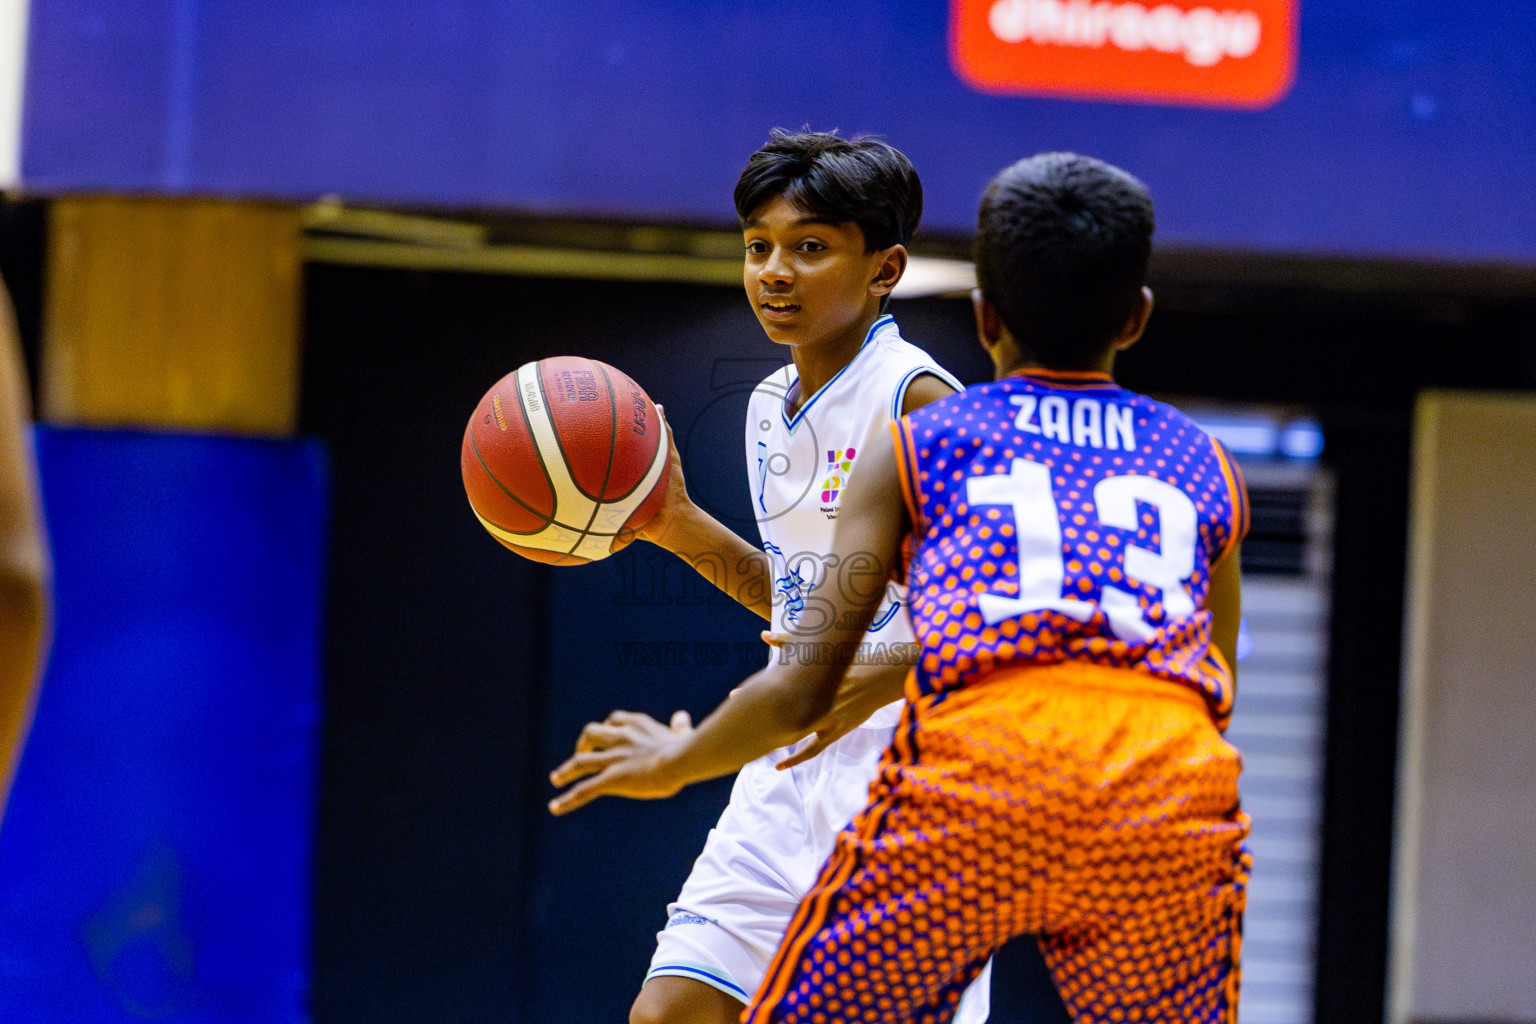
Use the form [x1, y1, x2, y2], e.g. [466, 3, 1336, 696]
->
[974, 152, 1155, 370]
[734, 129, 923, 252]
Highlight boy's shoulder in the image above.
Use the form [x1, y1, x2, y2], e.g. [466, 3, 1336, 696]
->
[750, 318, 961, 411]
[863, 319, 963, 393]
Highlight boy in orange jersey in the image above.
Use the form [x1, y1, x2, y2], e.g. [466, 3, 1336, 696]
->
[552, 152, 1250, 1024]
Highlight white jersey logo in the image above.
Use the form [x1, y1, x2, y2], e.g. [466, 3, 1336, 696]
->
[819, 447, 858, 513]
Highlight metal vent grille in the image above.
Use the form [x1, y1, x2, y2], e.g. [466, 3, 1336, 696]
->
[1226, 463, 1332, 1024]
[1244, 487, 1311, 575]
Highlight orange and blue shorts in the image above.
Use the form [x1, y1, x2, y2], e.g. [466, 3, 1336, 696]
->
[744, 661, 1252, 1024]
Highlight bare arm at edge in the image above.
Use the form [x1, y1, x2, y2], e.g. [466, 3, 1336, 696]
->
[0, 277, 51, 821]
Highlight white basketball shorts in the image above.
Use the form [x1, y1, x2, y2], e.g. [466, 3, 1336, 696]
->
[646, 703, 992, 1021]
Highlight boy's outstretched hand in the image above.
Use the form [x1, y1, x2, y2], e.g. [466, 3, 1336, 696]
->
[548, 709, 695, 816]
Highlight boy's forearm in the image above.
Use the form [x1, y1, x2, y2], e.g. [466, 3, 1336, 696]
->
[840, 658, 910, 708]
[0, 278, 48, 812]
[664, 661, 839, 786]
[649, 504, 772, 621]
[0, 572, 48, 809]
[665, 603, 900, 787]
[546, 656, 841, 816]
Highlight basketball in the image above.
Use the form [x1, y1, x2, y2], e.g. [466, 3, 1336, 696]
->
[461, 356, 670, 564]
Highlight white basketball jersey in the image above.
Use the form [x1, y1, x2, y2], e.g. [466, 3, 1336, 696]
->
[745, 315, 961, 728]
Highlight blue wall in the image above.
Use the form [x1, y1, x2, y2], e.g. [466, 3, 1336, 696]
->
[18, 0, 1536, 262]
[0, 430, 328, 1024]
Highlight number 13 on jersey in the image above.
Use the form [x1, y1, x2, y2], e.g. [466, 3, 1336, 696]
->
[965, 458, 1199, 644]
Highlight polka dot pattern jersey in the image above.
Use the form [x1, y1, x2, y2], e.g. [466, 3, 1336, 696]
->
[891, 369, 1247, 730]
[744, 370, 1252, 1024]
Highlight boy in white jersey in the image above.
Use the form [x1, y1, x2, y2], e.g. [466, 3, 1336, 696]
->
[553, 131, 990, 1024]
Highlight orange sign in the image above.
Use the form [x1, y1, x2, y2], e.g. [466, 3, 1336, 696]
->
[951, 0, 1296, 109]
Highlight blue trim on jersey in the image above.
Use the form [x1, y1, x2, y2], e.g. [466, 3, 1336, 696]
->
[890, 364, 965, 419]
[870, 598, 902, 633]
[755, 440, 769, 513]
[781, 314, 895, 434]
[646, 962, 751, 1001]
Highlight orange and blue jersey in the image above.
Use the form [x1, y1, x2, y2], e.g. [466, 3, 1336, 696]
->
[892, 367, 1248, 728]
[746, 370, 1253, 1024]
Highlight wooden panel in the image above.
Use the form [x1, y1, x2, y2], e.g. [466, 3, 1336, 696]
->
[1390, 391, 1536, 1024]
[41, 196, 302, 436]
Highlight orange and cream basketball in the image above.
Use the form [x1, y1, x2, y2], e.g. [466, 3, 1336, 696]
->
[460, 356, 669, 565]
